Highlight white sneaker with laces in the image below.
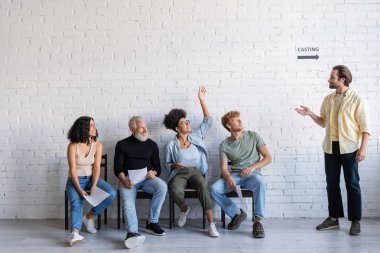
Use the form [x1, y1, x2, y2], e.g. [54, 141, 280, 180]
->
[69, 232, 84, 247]
[208, 222, 219, 237]
[177, 206, 190, 227]
[82, 215, 97, 234]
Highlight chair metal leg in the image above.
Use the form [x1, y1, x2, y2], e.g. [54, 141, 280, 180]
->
[202, 208, 206, 229]
[221, 209, 226, 229]
[252, 196, 254, 221]
[169, 197, 173, 229]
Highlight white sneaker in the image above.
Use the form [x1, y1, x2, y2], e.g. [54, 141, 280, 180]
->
[124, 233, 145, 249]
[208, 222, 219, 237]
[82, 215, 97, 234]
[177, 206, 190, 227]
[69, 232, 84, 247]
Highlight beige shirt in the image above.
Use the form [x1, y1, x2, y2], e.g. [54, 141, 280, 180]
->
[320, 89, 371, 154]
[68, 142, 97, 177]
[330, 93, 344, 141]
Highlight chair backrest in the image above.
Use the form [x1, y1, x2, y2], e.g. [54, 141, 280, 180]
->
[100, 154, 107, 181]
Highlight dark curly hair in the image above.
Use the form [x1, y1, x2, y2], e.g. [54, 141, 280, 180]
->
[163, 108, 187, 132]
[67, 116, 98, 144]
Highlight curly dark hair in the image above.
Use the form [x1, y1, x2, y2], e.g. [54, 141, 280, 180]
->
[163, 108, 187, 132]
[67, 116, 98, 144]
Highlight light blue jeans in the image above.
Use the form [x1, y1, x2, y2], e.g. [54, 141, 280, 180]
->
[119, 177, 167, 233]
[210, 173, 266, 219]
[66, 176, 116, 230]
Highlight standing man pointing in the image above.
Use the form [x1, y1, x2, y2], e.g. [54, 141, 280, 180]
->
[296, 65, 371, 236]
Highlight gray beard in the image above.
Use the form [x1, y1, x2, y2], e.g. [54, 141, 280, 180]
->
[329, 83, 339, 89]
[134, 133, 149, 142]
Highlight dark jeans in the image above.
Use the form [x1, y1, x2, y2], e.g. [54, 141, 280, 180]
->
[324, 141, 361, 221]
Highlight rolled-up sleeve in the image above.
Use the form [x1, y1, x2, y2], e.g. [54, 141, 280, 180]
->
[320, 97, 328, 127]
[193, 116, 213, 138]
[355, 97, 371, 135]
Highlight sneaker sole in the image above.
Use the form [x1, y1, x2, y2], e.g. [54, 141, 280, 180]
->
[70, 239, 83, 247]
[145, 229, 166, 236]
[124, 236, 145, 249]
[316, 225, 340, 231]
[253, 233, 265, 239]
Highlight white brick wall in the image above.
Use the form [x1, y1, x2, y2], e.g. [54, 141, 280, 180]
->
[1, 0, 379, 219]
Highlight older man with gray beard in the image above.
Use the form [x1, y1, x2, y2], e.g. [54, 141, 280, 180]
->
[114, 116, 167, 249]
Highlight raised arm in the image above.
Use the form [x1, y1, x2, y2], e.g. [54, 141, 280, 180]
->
[198, 86, 210, 117]
[295, 105, 325, 128]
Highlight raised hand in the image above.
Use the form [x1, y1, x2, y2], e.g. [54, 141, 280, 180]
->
[198, 86, 206, 101]
[295, 106, 311, 116]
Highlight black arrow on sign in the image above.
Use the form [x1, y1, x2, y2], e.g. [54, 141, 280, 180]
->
[297, 55, 319, 60]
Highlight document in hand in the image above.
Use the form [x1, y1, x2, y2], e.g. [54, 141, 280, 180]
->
[83, 187, 110, 207]
[128, 167, 148, 184]
[235, 185, 244, 204]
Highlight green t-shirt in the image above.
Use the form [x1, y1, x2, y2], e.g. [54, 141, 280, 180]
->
[219, 131, 266, 173]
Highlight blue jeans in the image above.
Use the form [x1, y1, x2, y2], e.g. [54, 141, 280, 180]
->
[210, 173, 266, 219]
[119, 177, 167, 233]
[324, 141, 361, 221]
[66, 176, 116, 230]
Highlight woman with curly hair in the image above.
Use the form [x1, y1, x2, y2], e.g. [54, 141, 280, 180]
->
[164, 86, 219, 237]
[65, 116, 116, 246]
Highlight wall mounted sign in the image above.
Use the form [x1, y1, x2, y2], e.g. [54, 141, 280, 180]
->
[296, 46, 319, 60]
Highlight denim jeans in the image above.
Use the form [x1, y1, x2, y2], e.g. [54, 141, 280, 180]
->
[210, 172, 266, 219]
[324, 141, 361, 221]
[66, 176, 116, 231]
[119, 177, 167, 233]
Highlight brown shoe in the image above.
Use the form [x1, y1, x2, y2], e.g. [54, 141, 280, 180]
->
[227, 209, 247, 230]
[349, 221, 360, 236]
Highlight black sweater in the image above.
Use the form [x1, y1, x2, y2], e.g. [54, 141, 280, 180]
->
[113, 135, 161, 177]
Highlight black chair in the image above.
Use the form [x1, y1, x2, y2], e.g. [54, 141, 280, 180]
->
[169, 189, 206, 229]
[65, 154, 108, 230]
[117, 189, 153, 229]
[221, 162, 254, 228]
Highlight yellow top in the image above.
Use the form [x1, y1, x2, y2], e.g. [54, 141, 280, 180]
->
[320, 89, 371, 154]
[330, 93, 344, 141]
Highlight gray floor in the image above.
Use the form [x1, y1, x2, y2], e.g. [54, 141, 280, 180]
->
[0, 219, 380, 252]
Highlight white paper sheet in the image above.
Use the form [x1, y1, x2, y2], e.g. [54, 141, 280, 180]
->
[83, 187, 110, 207]
[235, 185, 244, 204]
[128, 167, 148, 184]
[180, 157, 198, 168]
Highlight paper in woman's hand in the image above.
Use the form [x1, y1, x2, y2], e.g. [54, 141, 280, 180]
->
[83, 187, 110, 207]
